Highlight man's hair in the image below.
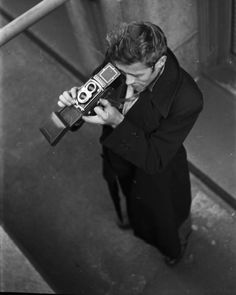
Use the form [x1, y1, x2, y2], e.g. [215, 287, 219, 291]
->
[106, 21, 167, 67]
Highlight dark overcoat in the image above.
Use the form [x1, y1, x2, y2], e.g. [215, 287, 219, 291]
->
[100, 49, 203, 258]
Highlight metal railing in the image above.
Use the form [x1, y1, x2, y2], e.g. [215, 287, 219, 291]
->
[0, 0, 70, 47]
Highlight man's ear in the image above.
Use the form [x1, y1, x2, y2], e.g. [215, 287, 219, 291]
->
[156, 55, 167, 69]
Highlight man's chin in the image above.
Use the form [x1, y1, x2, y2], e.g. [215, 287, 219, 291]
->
[133, 85, 145, 93]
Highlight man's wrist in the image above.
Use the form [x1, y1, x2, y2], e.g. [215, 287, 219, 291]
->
[112, 113, 124, 128]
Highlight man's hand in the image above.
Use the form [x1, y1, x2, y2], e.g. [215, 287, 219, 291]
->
[58, 87, 80, 107]
[83, 99, 124, 128]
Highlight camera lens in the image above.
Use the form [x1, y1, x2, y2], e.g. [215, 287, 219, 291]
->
[87, 83, 96, 92]
[79, 92, 87, 100]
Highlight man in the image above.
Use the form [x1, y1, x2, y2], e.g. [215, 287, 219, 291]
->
[58, 21, 203, 265]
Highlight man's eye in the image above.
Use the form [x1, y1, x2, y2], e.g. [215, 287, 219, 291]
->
[128, 73, 141, 78]
[120, 70, 142, 78]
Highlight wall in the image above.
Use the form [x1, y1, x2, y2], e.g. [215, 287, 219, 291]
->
[66, 0, 200, 77]
[0, 0, 200, 78]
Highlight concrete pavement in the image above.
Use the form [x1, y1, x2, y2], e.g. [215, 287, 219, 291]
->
[143, 175, 236, 295]
[0, 13, 236, 295]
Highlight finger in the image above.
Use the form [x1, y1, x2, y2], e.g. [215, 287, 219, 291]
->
[94, 106, 109, 120]
[60, 91, 75, 106]
[70, 87, 80, 99]
[57, 100, 65, 108]
[63, 91, 74, 103]
[58, 94, 72, 106]
[82, 115, 105, 125]
[99, 99, 111, 107]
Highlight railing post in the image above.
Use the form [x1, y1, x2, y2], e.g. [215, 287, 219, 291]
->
[0, 0, 70, 47]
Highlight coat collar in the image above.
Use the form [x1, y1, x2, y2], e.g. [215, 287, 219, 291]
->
[142, 48, 183, 118]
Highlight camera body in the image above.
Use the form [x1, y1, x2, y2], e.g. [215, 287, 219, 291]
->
[40, 63, 120, 146]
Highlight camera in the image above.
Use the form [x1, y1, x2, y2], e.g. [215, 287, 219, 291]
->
[40, 63, 121, 146]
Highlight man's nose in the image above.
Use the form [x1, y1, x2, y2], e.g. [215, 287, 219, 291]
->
[125, 74, 135, 85]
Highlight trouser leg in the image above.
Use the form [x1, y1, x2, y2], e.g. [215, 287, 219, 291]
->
[178, 214, 192, 246]
[106, 177, 123, 222]
[117, 175, 134, 223]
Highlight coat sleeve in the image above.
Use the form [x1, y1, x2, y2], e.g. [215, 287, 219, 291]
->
[102, 88, 203, 174]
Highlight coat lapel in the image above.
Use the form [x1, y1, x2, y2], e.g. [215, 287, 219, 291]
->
[149, 49, 183, 118]
[113, 49, 183, 123]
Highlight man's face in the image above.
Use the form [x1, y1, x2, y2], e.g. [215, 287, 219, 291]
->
[115, 60, 163, 93]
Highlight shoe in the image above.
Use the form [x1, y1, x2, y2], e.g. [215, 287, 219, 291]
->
[164, 247, 185, 266]
[117, 219, 131, 230]
[181, 228, 192, 248]
[164, 229, 192, 266]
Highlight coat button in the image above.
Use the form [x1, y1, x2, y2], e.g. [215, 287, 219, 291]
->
[135, 195, 142, 200]
[132, 131, 138, 137]
[121, 142, 130, 150]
